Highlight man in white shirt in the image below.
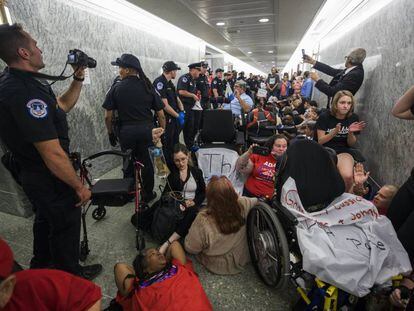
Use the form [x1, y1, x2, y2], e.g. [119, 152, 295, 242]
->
[222, 80, 254, 116]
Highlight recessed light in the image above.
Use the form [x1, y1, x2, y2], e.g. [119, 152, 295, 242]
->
[268, 50, 273, 53]
[259, 18, 269, 23]
[247, 51, 252, 54]
[216, 22, 225, 26]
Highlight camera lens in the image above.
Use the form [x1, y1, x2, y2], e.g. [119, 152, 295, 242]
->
[87, 57, 97, 68]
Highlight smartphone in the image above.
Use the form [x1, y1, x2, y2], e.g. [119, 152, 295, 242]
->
[302, 49, 306, 57]
[252, 146, 270, 156]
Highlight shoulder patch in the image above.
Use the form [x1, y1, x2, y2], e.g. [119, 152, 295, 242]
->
[213, 80, 217, 85]
[157, 82, 164, 90]
[182, 77, 188, 83]
[26, 99, 48, 119]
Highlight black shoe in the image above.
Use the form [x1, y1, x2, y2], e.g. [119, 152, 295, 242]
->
[142, 191, 157, 202]
[79, 264, 103, 281]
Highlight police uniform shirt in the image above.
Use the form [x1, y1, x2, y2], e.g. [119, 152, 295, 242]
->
[153, 74, 178, 112]
[228, 78, 236, 91]
[211, 77, 224, 97]
[102, 76, 164, 123]
[195, 74, 209, 99]
[0, 67, 69, 171]
[177, 73, 197, 108]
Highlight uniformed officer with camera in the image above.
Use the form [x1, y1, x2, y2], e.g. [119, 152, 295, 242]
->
[153, 61, 185, 168]
[177, 62, 202, 149]
[103, 54, 165, 203]
[0, 23, 102, 279]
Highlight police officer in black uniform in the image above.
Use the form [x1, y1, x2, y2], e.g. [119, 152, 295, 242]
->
[211, 68, 224, 109]
[228, 70, 237, 91]
[177, 62, 201, 149]
[103, 54, 165, 202]
[194, 61, 209, 131]
[0, 24, 102, 279]
[153, 61, 185, 168]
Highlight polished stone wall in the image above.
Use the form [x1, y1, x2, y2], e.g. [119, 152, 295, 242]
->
[312, 0, 414, 187]
[0, 0, 204, 216]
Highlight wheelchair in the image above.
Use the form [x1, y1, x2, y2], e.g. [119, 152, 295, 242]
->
[71, 150, 147, 261]
[245, 140, 400, 310]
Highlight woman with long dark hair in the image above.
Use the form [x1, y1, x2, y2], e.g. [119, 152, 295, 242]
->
[185, 176, 257, 275]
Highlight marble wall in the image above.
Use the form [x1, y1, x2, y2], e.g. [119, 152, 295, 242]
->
[0, 0, 204, 216]
[312, 0, 414, 187]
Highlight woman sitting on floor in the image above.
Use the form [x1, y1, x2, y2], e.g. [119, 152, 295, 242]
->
[185, 176, 258, 275]
[236, 134, 288, 199]
[315, 90, 366, 191]
[114, 241, 212, 311]
[158, 143, 206, 254]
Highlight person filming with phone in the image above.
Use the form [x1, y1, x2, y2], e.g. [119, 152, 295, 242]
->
[302, 48, 366, 108]
[236, 134, 288, 200]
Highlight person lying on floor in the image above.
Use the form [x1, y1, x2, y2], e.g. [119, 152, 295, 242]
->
[185, 176, 258, 275]
[114, 241, 212, 311]
[0, 239, 101, 311]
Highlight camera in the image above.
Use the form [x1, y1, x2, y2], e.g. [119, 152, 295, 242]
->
[67, 49, 97, 68]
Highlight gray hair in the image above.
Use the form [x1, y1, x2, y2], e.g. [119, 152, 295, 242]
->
[347, 48, 366, 65]
[235, 80, 247, 90]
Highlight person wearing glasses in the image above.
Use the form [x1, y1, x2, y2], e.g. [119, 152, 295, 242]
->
[221, 80, 254, 116]
[303, 48, 366, 108]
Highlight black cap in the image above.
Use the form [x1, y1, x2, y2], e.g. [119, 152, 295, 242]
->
[188, 62, 202, 70]
[111, 54, 141, 71]
[215, 68, 224, 73]
[162, 61, 181, 72]
[201, 61, 208, 68]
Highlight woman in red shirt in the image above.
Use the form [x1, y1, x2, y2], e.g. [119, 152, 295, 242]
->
[236, 134, 288, 199]
[114, 241, 212, 311]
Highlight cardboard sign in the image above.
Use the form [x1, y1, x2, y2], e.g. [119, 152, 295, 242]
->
[196, 147, 245, 194]
[257, 88, 268, 98]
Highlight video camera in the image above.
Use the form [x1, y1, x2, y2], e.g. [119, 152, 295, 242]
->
[67, 49, 97, 68]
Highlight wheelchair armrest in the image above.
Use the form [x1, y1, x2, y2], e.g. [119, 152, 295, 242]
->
[272, 199, 298, 226]
[82, 150, 131, 164]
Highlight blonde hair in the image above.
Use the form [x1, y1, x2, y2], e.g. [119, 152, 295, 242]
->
[330, 90, 355, 118]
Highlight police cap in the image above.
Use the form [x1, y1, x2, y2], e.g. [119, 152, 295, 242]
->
[162, 61, 181, 72]
[215, 68, 224, 73]
[111, 54, 142, 70]
[188, 62, 202, 70]
[201, 61, 208, 68]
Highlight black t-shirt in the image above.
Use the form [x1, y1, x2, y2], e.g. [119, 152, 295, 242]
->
[0, 67, 69, 171]
[102, 76, 163, 123]
[153, 74, 178, 112]
[266, 74, 280, 87]
[211, 77, 224, 97]
[177, 73, 197, 108]
[315, 111, 359, 151]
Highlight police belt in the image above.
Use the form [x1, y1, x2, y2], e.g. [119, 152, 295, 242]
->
[119, 120, 153, 126]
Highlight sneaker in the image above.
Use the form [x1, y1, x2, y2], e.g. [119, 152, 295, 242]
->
[79, 264, 103, 281]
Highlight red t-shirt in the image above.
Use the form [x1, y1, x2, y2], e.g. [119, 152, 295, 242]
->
[3, 269, 101, 311]
[116, 259, 212, 311]
[244, 153, 277, 198]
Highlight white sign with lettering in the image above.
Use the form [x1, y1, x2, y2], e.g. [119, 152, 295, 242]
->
[281, 177, 412, 297]
[196, 147, 245, 194]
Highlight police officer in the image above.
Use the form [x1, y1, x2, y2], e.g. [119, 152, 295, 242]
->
[228, 70, 237, 91]
[103, 54, 165, 202]
[194, 61, 209, 131]
[177, 62, 201, 149]
[211, 68, 224, 109]
[153, 61, 185, 168]
[0, 24, 102, 279]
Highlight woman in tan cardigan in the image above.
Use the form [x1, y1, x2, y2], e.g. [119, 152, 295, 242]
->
[184, 176, 258, 275]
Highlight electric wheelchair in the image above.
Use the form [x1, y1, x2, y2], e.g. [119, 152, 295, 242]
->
[246, 140, 401, 310]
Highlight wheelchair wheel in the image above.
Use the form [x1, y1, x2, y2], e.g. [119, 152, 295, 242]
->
[92, 206, 106, 220]
[247, 201, 290, 288]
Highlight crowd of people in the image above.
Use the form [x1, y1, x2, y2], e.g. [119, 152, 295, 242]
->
[0, 22, 413, 311]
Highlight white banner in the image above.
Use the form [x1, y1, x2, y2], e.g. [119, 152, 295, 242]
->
[257, 88, 268, 98]
[281, 177, 412, 297]
[196, 147, 245, 195]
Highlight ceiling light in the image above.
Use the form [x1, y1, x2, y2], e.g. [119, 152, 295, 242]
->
[216, 22, 225, 26]
[247, 51, 252, 54]
[268, 50, 273, 53]
[259, 18, 269, 23]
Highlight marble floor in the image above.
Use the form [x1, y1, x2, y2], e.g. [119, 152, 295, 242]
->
[0, 167, 295, 310]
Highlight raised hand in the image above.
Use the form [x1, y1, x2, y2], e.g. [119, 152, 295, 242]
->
[349, 121, 366, 133]
[353, 163, 370, 186]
